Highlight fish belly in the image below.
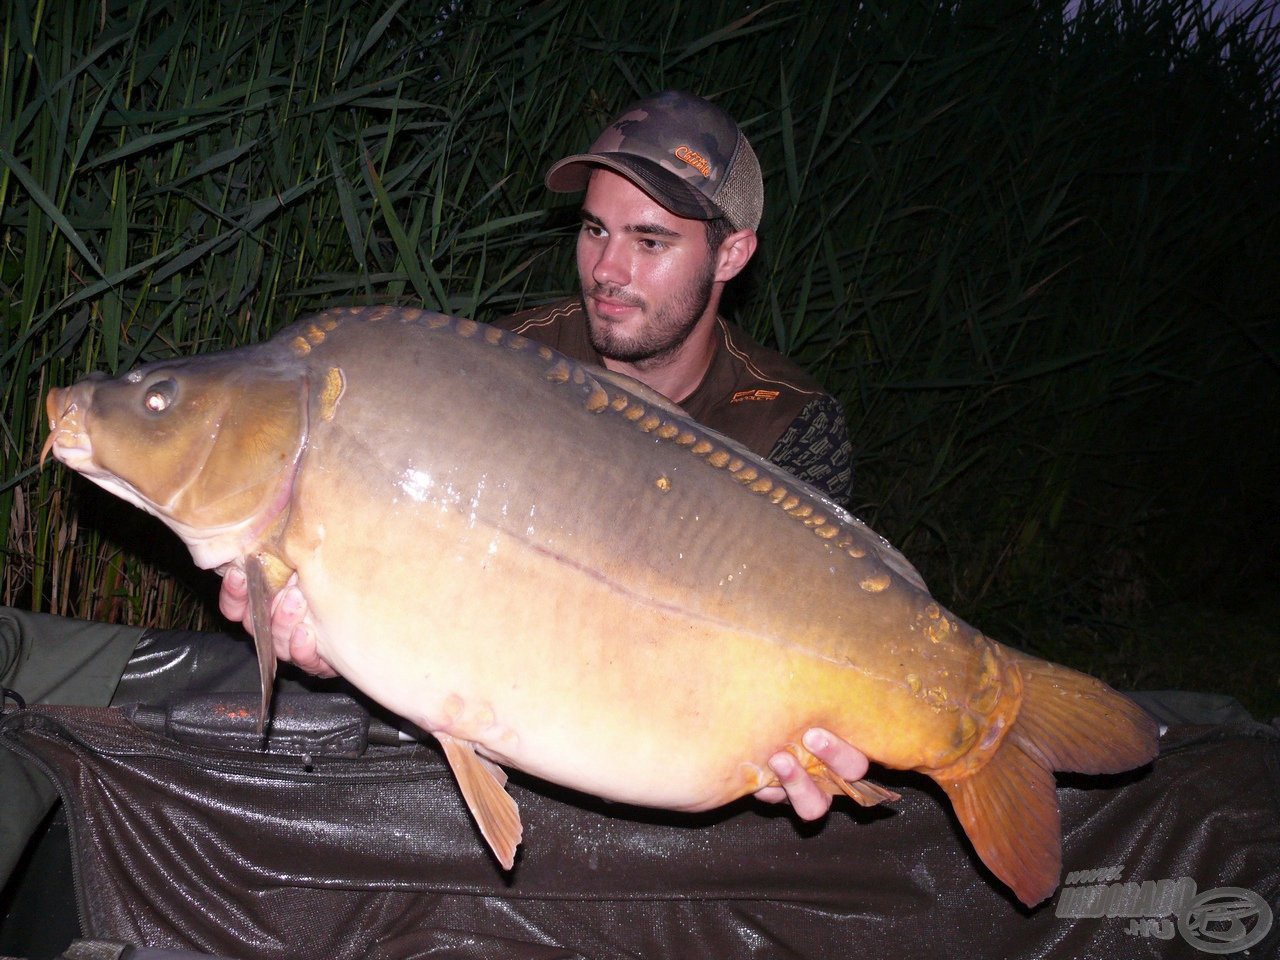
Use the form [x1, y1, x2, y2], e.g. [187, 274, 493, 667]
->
[270, 312, 992, 808]
[283, 433, 976, 811]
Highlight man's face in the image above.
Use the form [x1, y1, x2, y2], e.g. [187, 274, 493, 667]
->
[576, 169, 718, 368]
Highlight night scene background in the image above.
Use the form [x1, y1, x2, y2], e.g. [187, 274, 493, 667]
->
[1, 0, 1277, 718]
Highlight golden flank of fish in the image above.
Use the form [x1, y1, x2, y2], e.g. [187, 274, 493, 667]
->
[41, 306, 1157, 907]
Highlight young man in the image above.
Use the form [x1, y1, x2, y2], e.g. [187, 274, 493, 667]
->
[221, 91, 867, 818]
[496, 89, 853, 504]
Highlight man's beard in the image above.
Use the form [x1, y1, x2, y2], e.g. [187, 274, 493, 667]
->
[583, 262, 716, 370]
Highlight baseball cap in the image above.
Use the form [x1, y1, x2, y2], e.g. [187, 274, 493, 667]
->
[545, 90, 763, 232]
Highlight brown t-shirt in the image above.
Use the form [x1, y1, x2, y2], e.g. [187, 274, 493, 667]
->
[494, 298, 853, 504]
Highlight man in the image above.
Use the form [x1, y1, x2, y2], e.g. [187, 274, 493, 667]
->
[497, 89, 853, 504]
[221, 90, 868, 818]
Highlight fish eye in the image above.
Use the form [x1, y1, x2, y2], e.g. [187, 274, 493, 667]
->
[144, 379, 177, 413]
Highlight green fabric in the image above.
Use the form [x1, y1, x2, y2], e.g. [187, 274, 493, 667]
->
[0, 608, 143, 890]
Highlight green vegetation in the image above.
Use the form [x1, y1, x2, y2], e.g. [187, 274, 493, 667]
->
[2, 0, 1277, 716]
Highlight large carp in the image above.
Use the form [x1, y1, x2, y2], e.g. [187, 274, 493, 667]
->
[42, 306, 1156, 907]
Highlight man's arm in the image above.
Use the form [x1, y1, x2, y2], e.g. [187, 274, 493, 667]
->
[766, 394, 853, 505]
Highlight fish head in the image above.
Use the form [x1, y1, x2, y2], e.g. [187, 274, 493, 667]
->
[42, 348, 309, 568]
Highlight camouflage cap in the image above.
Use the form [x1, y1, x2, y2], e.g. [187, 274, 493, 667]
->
[545, 90, 763, 232]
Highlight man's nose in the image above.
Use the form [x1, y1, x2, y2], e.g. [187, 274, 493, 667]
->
[591, 238, 629, 287]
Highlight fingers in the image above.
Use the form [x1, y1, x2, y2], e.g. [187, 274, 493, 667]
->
[269, 585, 307, 663]
[803, 727, 869, 784]
[766, 748, 832, 820]
[758, 728, 872, 821]
[218, 565, 249, 623]
[287, 622, 339, 679]
[220, 569, 337, 678]
[269, 586, 338, 678]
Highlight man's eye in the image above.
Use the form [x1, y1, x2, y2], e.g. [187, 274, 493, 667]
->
[581, 223, 605, 238]
[640, 238, 666, 251]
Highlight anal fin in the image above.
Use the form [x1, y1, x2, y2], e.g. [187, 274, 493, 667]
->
[436, 732, 522, 870]
[824, 772, 901, 807]
[792, 745, 901, 807]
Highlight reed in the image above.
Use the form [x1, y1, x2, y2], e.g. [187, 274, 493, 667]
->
[2, 0, 1276, 713]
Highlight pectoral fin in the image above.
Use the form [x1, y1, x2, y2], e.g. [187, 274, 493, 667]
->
[244, 553, 279, 736]
[435, 732, 522, 869]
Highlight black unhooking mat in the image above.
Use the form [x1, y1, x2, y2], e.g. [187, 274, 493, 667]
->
[1, 683, 1278, 960]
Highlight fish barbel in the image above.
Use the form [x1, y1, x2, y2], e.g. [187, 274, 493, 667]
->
[41, 306, 1157, 906]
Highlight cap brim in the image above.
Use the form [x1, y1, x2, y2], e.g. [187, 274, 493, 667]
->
[545, 153, 722, 221]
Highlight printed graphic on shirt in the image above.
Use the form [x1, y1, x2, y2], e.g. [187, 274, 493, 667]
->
[767, 395, 853, 504]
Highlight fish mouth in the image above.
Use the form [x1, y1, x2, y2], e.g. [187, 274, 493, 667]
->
[41, 387, 95, 471]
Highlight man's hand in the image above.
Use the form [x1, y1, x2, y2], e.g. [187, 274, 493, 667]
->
[756, 729, 870, 820]
[218, 565, 337, 678]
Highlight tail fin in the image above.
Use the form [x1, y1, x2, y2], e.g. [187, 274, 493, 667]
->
[935, 656, 1159, 907]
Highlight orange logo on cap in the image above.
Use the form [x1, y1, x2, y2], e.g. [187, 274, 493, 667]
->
[675, 145, 711, 178]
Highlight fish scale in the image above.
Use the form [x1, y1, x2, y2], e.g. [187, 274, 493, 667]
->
[42, 305, 1158, 907]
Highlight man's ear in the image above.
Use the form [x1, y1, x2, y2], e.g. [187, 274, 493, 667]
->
[714, 229, 758, 282]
